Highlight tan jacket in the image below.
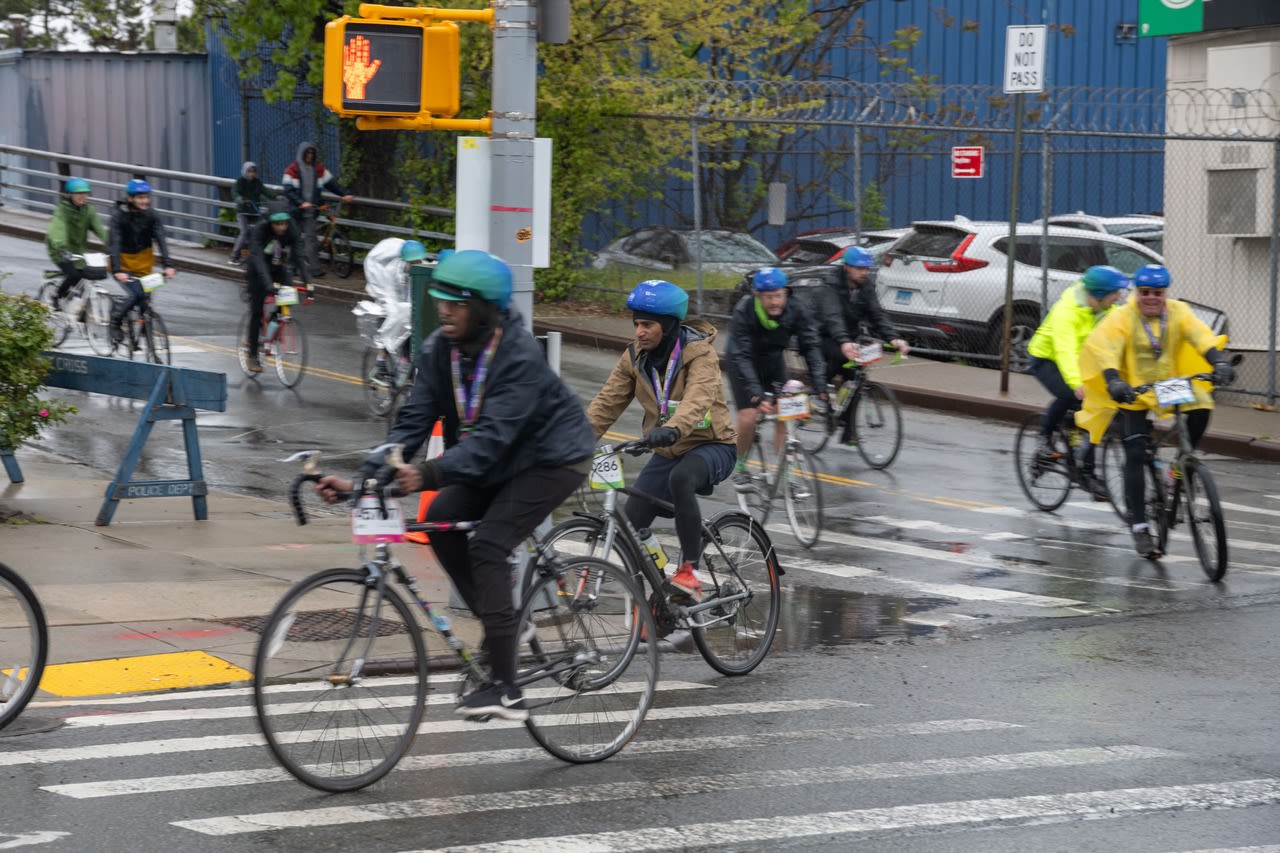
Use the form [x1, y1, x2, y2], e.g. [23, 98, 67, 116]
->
[587, 319, 737, 459]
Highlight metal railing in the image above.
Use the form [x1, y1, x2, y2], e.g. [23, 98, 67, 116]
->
[0, 144, 455, 255]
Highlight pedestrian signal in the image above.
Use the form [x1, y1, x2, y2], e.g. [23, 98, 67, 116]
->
[323, 17, 460, 118]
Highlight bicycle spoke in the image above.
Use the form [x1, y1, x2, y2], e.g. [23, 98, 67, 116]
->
[692, 513, 780, 676]
[0, 564, 48, 730]
[1014, 414, 1071, 512]
[1183, 459, 1227, 581]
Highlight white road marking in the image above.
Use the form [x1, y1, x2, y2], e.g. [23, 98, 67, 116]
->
[172, 745, 1175, 836]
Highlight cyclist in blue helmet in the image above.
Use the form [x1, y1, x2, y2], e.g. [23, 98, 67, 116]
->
[727, 267, 826, 485]
[811, 244, 911, 443]
[318, 250, 594, 721]
[1079, 263, 1235, 558]
[242, 200, 311, 373]
[1024, 264, 1130, 501]
[107, 177, 175, 346]
[46, 178, 107, 309]
[588, 280, 738, 601]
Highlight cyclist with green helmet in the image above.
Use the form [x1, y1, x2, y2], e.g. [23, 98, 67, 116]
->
[1024, 264, 1130, 500]
[727, 266, 827, 485]
[317, 250, 595, 720]
[46, 178, 107, 309]
[243, 200, 311, 373]
[587, 279, 738, 601]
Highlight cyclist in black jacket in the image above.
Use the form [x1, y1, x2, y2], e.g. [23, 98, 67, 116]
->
[726, 267, 826, 486]
[107, 179, 175, 344]
[243, 201, 311, 374]
[317, 250, 595, 722]
[811, 246, 910, 378]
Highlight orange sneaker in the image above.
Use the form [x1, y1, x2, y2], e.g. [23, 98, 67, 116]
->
[664, 561, 703, 601]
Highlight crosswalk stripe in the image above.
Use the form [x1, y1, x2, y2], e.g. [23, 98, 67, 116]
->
[409, 778, 1280, 853]
[43, 718, 1024, 799]
[171, 745, 1176, 836]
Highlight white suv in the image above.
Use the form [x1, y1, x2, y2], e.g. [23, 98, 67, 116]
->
[876, 217, 1221, 366]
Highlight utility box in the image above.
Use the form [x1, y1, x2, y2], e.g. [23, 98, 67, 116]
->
[409, 264, 438, 358]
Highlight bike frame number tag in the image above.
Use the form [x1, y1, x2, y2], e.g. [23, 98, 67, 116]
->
[351, 495, 406, 543]
[589, 451, 624, 490]
[140, 273, 166, 292]
[276, 286, 300, 306]
[854, 342, 883, 365]
[1153, 377, 1194, 407]
[778, 393, 810, 421]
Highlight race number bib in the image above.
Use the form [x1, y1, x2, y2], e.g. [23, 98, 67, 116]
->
[665, 400, 712, 431]
[351, 494, 406, 543]
[275, 285, 300, 306]
[778, 393, 810, 421]
[589, 448, 624, 490]
[854, 342, 883, 365]
[140, 273, 166, 292]
[1153, 377, 1194, 407]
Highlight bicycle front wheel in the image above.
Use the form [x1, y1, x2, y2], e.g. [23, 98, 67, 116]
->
[692, 512, 781, 676]
[851, 382, 903, 469]
[84, 291, 115, 356]
[782, 445, 823, 548]
[274, 316, 308, 388]
[362, 347, 397, 417]
[795, 396, 835, 454]
[0, 563, 48, 730]
[36, 283, 71, 347]
[734, 436, 770, 520]
[329, 231, 354, 278]
[1099, 431, 1129, 521]
[1014, 413, 1071, 512]
[253, 568, 428, 792]
[236, 309, 258, 378]
[143, 312, 171, 365]
[1182, 458, 1227, 581]
[520, 557, 657, 764]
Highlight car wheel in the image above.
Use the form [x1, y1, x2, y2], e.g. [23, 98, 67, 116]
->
[987, 310, 1040, 372]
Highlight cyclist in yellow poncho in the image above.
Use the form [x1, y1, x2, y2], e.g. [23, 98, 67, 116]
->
[1078, 264, 1234, 558]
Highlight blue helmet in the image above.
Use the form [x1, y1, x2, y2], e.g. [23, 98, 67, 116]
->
[64, 177, 90, 193]
[1133, 264, 1171, 288]
[428, 250, 513, 310]
[400, 240, 426, 262]
[626, 280, 688, 320]
[126, 179, 152, 196]
[1081, 265, 1129, 296]
[752, 267, 788, 292]
[841, 246, 875, 268]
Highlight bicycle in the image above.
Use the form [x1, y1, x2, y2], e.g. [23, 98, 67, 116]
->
[355, 305, 414, 417]
[252, 448, 659, 792]
[0, 562, 48, 731]
[237, 284, 308, 387]
[97, 273, 171, 364]
[36, 252, 112, 350]
[1097, 370, 1236, 580]
[736, 385, 825, 548]
[541, 440, 782, 676]
[796, 340, 904, 469]
[1013, 410, 1122, 515]
[315, 204, 354, 279]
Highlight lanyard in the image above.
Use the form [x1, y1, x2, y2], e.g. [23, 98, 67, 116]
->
[647, 338, 683, 421]
[450, 329, 502, 436]
[1140, 311, 1166, 359]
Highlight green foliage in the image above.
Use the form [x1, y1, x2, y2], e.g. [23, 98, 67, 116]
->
[0, 291, 75, 451]
[860, 180, 888, 230]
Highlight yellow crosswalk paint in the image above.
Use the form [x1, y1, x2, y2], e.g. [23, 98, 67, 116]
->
[37, 651, 251, 696]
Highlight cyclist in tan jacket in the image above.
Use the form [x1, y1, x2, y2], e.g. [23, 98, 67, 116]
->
[587, 280, 737, 600]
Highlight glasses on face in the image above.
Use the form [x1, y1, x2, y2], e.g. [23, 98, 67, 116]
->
[1136, 288, 1166, 297]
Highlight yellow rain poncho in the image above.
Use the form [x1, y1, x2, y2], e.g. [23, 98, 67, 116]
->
[1077, 297, 1226, 444]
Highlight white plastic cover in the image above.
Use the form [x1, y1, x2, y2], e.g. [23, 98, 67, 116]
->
[362, 238, 412, 353]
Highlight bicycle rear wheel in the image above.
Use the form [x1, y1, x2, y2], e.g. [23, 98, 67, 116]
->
[362, 347, 398, 417]
[253, 568, 427, 792]
[329, 230, 354, 278]
[84, 291, 115, 356]
[0, 563, 48, 730]
[1182, 458, 1227, 581]
[519, 557, 657, 764]
[274, 316, 308, 388]
[142, 311, 171, 365]
[782, 445, 823, 548]
[851, 382, 903, 469]
[36, 282, 72, 347]
[1014, 413, 1071, 512]
[692, 512, 781, 676]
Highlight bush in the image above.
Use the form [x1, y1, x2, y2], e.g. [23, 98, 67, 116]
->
[0, 290, 75, 450]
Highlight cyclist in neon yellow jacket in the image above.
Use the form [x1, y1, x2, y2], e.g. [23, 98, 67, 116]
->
[1025, 265, 1129, 500]
[1078, 264, 1234, 558]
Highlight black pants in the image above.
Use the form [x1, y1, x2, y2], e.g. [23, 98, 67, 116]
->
[109, 278, 148, 328]
[1116, 407, 1210, 525]
[246, 264, 288, 357]
[425, 464, 586, 686]
[1030, 356, 1095, 469]
[54, 259, 83, 301]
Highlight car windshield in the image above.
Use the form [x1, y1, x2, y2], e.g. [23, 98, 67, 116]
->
[689, 231, 778, 263]
[892, 228, 967, 259]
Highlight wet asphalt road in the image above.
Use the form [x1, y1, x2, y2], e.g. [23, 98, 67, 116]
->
[3, 234, 1279, 851]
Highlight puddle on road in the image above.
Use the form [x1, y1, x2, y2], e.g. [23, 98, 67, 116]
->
[775, 585, 955, 649]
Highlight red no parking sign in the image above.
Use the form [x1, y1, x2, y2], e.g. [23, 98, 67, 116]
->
[952, 146, 984, 179]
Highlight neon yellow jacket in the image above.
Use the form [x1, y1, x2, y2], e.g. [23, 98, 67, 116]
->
[1077, 297, 1224, 444]
[1026, 282, 1112, 389]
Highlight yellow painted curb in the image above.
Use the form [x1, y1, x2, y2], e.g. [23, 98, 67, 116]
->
[38, 651, 252, 697]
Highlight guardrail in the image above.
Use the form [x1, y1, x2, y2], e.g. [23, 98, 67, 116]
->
[0, 144, 455, 258]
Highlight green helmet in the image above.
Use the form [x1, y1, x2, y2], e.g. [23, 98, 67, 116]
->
[64, 178, 90, 194]
[428, 250, 513, 310]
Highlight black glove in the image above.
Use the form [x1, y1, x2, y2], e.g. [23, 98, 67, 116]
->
[644, 426, 679, 448]
[1106, 376, 1137, 404]
[1210, 361, 1235, 387]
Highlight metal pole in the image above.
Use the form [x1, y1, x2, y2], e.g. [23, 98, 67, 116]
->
[1040, 128, 1051, 320]
[1000, 92, 1025, 393]
[691, 119, 704, 316]
[489, 0, 538, 333]
[1269, 138, 1280, 406]
[853, 120, 862, 237]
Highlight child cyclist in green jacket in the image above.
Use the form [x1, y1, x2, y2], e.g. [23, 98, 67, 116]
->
[46, 177, 108, 308]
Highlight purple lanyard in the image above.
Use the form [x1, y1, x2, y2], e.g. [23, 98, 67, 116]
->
[450, 329, 502, 435]
[647, 338, 683, 421]
[1140, 311, 1166, 359]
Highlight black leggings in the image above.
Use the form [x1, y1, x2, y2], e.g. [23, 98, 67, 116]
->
[625, 453, 712, 565]
[54, 259, 83, 300]
[246, 264, 288, 357]
[425, 465, 585, 686]
[1117, 407, 1210, 525]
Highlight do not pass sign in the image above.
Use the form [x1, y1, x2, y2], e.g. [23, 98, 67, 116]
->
[952, 146, 984, 179]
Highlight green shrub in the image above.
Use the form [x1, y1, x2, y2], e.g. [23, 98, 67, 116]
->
[0, 290, 75, 450]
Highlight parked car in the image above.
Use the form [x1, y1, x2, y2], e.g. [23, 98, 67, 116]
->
[877, 217, 1225, 368]
[1041, 212, 1164, 257]
[778, 228, 910, 266]
[592, 227, 779, 275]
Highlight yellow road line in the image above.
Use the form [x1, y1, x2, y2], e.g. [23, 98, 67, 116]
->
[174, 337, 365, 387]
[37, 651, 251, 697]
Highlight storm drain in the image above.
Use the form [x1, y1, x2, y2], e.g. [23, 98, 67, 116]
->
[216, 609, 411, 640]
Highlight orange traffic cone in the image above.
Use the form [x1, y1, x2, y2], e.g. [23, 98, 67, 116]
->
[404, 419, 446, 544]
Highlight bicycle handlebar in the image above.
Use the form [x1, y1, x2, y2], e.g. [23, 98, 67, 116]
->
[1131, 373, 1215, 394]
[283, 445, 406, 526]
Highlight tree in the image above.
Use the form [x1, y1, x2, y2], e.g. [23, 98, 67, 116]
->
[1, 0, 72, 49]
[0, 290, 74, 453]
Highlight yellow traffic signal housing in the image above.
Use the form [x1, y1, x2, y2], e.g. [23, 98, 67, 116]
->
[323, 17, 460, 118]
